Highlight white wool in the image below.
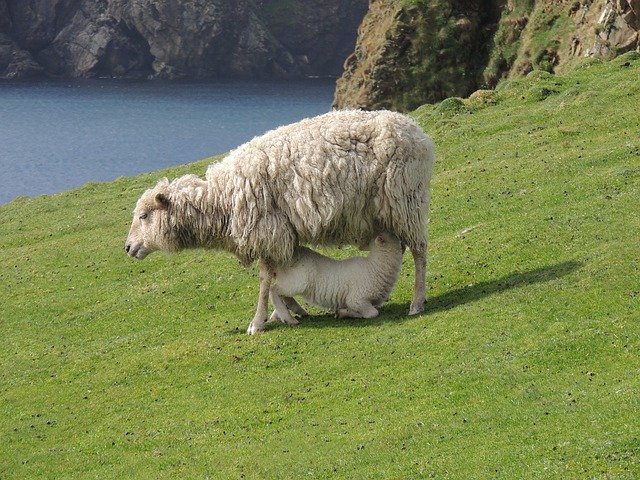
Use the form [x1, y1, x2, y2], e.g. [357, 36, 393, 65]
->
[271, 232, 403, 320]
[203, 109, 435, 265]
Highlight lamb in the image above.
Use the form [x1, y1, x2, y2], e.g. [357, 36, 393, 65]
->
[125, 109, 435, 334]
[269, 232, 404, 325]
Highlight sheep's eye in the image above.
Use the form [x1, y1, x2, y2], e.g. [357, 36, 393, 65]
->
[139, 213, 148, 220]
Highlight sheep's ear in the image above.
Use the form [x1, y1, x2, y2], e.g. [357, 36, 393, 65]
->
[155, 192, 170, 210]
[375, 234, 386, 245]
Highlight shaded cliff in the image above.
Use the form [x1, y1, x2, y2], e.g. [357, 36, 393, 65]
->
[0, 0, 367, 80]
[334, 0, 640, 111]
[334, 1, 504, 111]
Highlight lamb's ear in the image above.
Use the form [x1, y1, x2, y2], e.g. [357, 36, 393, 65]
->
[155, 192, 170, 210]
[375, 234, 386, 246]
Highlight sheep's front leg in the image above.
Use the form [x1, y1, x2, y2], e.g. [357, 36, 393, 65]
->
[409, 243, 427, 315]
[247, 260, 274, 334]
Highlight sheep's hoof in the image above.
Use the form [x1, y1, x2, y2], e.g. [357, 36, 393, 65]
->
[247, 322, 265, 335]
[408, 301, 425, 316]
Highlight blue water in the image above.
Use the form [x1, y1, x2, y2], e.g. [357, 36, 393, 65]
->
[0, 79, 335, 204]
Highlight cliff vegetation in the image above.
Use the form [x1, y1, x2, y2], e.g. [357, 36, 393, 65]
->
[334, 0, 640, 111]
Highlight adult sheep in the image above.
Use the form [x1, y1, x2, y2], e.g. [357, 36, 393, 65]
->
[125, 110, 435, 334]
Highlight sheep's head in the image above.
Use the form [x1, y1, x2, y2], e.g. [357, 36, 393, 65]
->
[125, 179, 173, 260]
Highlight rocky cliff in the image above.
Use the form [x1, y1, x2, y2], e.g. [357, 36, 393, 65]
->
[0, 0, 367, 80]
[483, 0, 640, 86]
[334, 0, 640, 111]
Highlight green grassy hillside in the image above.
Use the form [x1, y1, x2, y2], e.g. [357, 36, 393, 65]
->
[1, 53, 639, 478]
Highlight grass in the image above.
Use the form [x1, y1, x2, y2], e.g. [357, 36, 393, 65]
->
[1, 52, 639, 478]
[517, 3, 573, 73]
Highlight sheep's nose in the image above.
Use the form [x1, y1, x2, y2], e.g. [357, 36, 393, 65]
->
[125, 244, 131, 253]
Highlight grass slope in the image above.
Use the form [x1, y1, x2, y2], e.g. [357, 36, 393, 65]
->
[1, 53, 639, 478]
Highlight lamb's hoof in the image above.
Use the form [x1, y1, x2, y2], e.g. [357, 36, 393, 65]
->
[247, 322, 265, 335]
[408, 301, 425, 316]
[269, 311, 299, 325]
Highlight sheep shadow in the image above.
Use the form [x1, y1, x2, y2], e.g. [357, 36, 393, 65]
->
[290, 260, 582, 330]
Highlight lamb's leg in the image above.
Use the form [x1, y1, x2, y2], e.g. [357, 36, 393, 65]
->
[336, 302, 379, 319]
[283, 296, 308, 317]
[247, 260, 274, 334]
[409, 243, 427, 315]
[269, 296, 307, 322]
[270, 290, 299, 326]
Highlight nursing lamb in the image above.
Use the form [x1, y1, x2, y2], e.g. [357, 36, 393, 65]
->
[125, 110, 435, 334]
[269, 232, 403, 325]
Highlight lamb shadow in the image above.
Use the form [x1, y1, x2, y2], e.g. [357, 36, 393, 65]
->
[293, 260, 582, 330]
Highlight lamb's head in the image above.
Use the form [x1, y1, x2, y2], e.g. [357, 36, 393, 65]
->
[370, 231, 403, 254]
[125, 178, 175, 260]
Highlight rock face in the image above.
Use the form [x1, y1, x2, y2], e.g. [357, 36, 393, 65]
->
[0, 0, 42, 79]
[0, 0, 367, 80]
[582, 0, 640, 58]
[334, 0, 640, 111]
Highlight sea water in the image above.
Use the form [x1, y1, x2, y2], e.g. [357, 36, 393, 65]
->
[0, 79, 335, 204]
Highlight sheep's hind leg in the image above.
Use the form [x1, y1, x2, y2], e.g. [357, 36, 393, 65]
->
[247, 260, 274, 334]
[409, 243, 427, 315]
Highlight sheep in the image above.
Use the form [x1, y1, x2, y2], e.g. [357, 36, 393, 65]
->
[125, 109, 435, 334]
[269, 232, 404, 325]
